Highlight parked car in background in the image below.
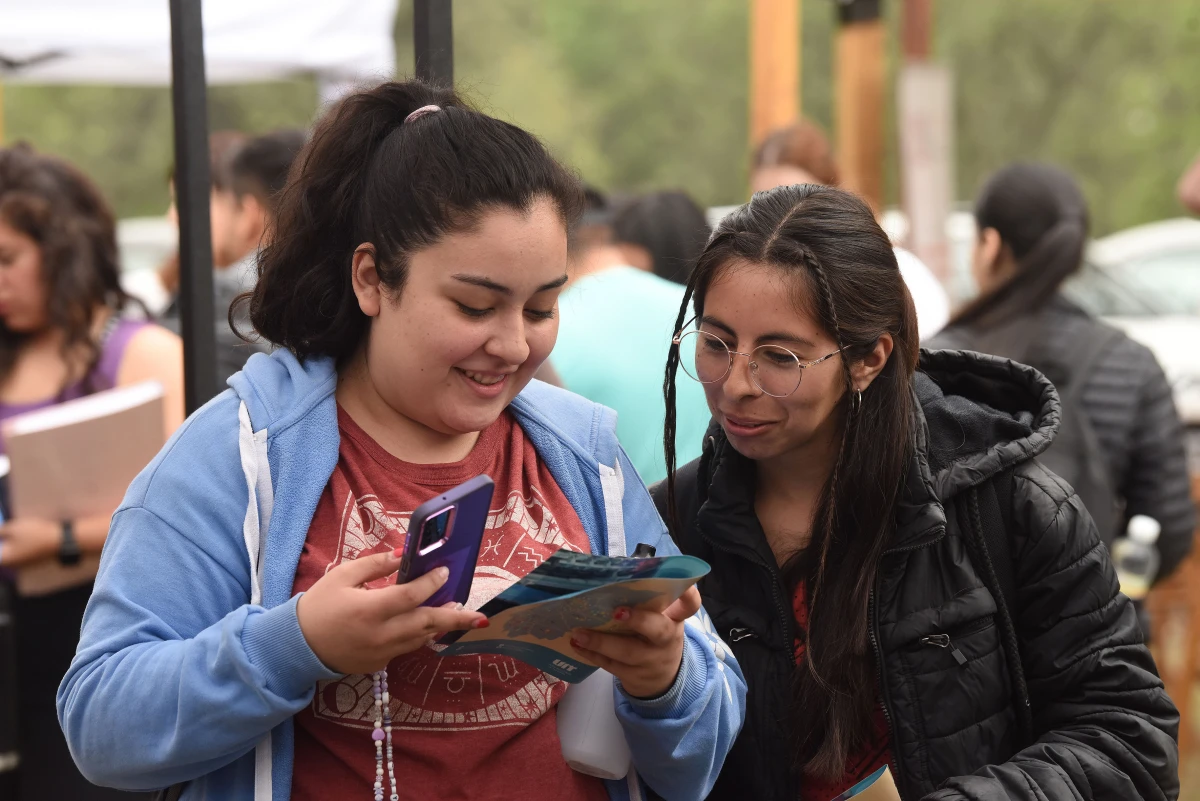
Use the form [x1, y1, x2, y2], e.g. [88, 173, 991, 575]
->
[116, 216, 175, 317]
[1065, 218, 1200, 428]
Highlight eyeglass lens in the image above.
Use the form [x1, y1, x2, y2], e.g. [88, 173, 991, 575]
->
[676, 331, 803, 398]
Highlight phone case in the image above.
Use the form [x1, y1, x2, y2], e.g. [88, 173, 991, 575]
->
[397, 474, 495, 608]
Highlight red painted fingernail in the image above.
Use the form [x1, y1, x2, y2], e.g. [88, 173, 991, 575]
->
[392, 547, 404, 558]
[613, 607, 631, 622]
[570, 638, 583, 650]
[473, 618, 490, 629]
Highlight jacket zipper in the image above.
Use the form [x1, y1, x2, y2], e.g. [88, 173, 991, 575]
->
[919, 617, 993, 666]
[700, 532, 793, 649]
[869, 534, 937, 801]
[868, 584, 903, 800]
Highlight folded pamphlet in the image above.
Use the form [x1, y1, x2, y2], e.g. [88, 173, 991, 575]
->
[440, 549, 710, 682]
[831, 765, 900, 801]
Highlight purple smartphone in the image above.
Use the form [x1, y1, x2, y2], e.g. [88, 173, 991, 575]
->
[396, 474, 495, 608]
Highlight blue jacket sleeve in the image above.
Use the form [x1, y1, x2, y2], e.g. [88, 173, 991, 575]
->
[610, 448, 748, 801]
[56, 404, 339, 791]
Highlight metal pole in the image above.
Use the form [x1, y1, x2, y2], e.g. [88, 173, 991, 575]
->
[169, 0, 218, 413]
[414, 0, 454, 87]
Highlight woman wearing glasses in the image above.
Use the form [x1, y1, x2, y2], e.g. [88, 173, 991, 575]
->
[652, 184, 1178, 801]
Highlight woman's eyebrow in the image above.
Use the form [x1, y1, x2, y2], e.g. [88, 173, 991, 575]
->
[700, 316, 816, 348]
[451, 273, 569, 295]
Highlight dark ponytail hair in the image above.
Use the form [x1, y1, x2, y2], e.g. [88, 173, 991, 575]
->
[243, 80, 584, 361]
[951, 162, 1088, 329]
[664, 185, 919, 779]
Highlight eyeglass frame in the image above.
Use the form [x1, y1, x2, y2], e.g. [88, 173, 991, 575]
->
[671, 317, 846, 398]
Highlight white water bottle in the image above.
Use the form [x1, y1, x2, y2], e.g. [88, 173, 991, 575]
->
[557, 669, 632, 780]
[1112, 515, 1161, 600]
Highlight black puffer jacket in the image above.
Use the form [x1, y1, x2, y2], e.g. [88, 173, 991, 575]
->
[930, 295, 1195, 580]
[653, 349, 1179, 801]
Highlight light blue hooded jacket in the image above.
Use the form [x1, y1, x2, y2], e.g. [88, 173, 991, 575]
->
[57, 350, 746, 801]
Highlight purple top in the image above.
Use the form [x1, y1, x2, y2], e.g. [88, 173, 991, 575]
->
[0, 319, 150, 454]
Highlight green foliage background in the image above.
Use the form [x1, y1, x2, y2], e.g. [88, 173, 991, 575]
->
[4, 0, 1199, 234]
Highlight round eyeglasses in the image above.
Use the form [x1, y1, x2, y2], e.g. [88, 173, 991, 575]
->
[673, 328, 844, 398]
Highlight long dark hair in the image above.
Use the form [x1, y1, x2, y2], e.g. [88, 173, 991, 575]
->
[951, 162, 1088, 329]
[0, 143, 135, 389]
[242, 80, 583, 362]
[664, 185, 920, 778]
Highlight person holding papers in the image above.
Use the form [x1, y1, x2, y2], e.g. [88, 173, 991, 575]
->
[0, 144, 184, 799]
[59, 81, 744, 801]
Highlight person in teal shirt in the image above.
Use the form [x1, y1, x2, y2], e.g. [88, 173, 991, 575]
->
[552, 197, 711, 483]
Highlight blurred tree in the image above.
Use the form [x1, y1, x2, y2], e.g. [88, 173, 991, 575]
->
[3, 0, 1199, 235]
[3, 79, 316, 219]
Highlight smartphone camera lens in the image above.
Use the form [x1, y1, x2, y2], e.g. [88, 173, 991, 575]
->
[420, 507, 453, 550]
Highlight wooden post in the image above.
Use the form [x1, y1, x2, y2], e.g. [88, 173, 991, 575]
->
[897, 0, 954, 285]
[835, 0, 885, 211]
[750, 0, 800, 148]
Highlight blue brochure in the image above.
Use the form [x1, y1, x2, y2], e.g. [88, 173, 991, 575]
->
[439, 549, 710, 682]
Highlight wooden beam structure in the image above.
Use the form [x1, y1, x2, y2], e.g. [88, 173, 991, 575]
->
[749, 0, 800, 148]
[835, 0, 885, 211]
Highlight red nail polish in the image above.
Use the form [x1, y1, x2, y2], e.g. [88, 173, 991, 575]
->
[392, 547, 405, 558]
[473, 618, 490, 629]
[570, 638, 583, 650]
[613, 607, 631, 622]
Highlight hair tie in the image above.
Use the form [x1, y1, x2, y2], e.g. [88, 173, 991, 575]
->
[404, 104, 441, 125]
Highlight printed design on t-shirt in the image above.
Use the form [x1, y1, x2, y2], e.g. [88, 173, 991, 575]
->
[313, 484, 583, 731]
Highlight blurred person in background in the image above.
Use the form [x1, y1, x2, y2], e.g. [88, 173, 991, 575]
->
[752, 119, 951, 340]
[164, 129, 306, 386]
[0, 143, 183, 800]
[157, 129, 248, 299]
[930, 163, 1194, 593]
[1180, 153, 1200, 215]
[609, 190, 710, 285]
[551, 189, 712, 483]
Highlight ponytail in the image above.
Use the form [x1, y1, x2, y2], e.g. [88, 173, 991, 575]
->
[242, 80, 583, 362]
[951, 162, 1089, 330]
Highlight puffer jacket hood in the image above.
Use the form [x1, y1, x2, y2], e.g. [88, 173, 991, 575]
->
[915, 349, 1058, 499]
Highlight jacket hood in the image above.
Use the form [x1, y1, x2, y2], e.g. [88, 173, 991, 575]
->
[916, 348, 1060, 499]
[226, 350, 338, 434]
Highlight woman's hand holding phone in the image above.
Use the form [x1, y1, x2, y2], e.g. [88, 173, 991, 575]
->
[568, 585, 703, 699]
[296, 548, 487, 674]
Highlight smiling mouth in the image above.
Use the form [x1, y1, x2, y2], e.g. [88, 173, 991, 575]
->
[459, 369, 508, 386]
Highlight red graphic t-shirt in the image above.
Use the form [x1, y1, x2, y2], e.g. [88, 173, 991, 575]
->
[290, 407, 608, 801]
[793, 581, 894, 801]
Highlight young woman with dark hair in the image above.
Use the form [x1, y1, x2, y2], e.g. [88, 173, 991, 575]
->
[930, 163, 1194, 583]
[58, 81, 744, 801]
[653, 183, 1178, 800]
[0, 143, 183, 800]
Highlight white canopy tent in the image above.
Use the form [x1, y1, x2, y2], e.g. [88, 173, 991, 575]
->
[0, 0, 404, 410]
[0, 0, 397, 86]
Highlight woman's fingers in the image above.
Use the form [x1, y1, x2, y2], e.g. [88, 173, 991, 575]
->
[385, 605, 486, 643]
[663, 586, 702, 622]
[571, 628, 650, 666]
